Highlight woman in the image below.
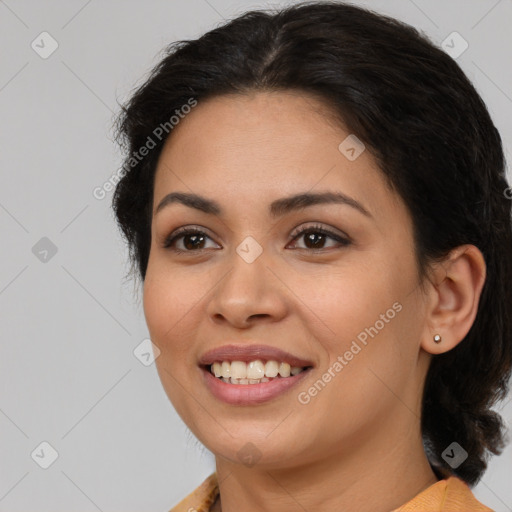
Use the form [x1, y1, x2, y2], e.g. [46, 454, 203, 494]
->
[112, 1, 512, 510]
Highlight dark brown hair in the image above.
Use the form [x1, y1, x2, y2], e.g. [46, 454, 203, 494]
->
[112, 0, 512, 485]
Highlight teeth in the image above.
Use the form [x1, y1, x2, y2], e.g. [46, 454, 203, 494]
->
[209, 360, 306, 381]
[278, 362, 291, 377]
[265, 360, 279, 377]
[212, 362, 222, 378]
[222, 376, 271, 384]
[247, 360, 265, 379]
[221, 361, 231, 379]
[231, 361, 247, 379]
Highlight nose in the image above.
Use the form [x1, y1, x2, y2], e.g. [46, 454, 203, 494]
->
[206, 246, 288, 329]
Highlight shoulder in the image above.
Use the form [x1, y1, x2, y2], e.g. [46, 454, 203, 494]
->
[168, 472, 219, 512]
[392, 476, 494, 512]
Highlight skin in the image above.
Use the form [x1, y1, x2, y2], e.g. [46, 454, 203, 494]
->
[143, 90, 486, 512]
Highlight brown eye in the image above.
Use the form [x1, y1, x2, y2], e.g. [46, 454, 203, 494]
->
[163, 224, 351, 254]
[288, 224, 351, 250]
[163, 228, 219, 253]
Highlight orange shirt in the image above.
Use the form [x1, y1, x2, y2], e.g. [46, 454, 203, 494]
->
[168, 472, 494, 512]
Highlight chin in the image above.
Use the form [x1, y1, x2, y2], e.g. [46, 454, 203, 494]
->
[197, 423, 312, 468]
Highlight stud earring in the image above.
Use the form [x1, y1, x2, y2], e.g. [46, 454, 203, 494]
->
[433, 334, 442, 343]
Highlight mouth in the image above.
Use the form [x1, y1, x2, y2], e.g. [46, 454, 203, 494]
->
[200, 359, 313, 385]
[197, 344, 315, 405]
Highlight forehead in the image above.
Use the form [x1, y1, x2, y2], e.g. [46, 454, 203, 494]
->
[152, 91, 402, 222]
[157, 90, 343, 164]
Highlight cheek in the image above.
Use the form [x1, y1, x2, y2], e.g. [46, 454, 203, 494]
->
[303, 255, 419, 389]
[142, 267, 203, 420]
[142, 264, 196, 361]
[295, 295, 419, 438]
[302, 262, 400, 345]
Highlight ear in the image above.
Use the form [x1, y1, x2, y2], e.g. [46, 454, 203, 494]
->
[420, 244, 486, 355]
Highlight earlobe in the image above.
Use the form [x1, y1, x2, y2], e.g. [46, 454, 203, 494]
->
[420, 244, 486, 355]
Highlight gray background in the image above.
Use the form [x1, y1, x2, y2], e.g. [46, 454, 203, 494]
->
[0, 0, 511, 510]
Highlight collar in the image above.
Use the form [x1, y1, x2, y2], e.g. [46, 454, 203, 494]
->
[169, 472, 493, 512]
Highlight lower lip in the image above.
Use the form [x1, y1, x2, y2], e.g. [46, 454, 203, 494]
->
[201, 367, 312, 405]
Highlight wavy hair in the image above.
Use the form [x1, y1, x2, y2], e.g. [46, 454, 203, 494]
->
[112, 0, 512, 485]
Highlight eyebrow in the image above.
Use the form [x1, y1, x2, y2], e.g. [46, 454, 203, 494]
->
[154, 191, 372, 219]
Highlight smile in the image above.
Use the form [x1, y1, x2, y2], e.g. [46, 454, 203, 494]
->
[200, 362, 313, 405]
[209, 359, 309, 384]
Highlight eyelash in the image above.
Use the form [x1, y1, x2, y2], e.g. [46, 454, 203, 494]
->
[162, 223, 351, 254]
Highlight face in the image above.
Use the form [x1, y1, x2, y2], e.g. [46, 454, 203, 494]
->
[143, 90, 431, 470]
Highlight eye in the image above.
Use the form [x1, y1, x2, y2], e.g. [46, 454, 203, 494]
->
[287, 223, 351, 250]
[162, 223, 351, 254]
[162, 227, 220, 253]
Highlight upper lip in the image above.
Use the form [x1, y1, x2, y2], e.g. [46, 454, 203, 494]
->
[198, 344, 314, 368]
